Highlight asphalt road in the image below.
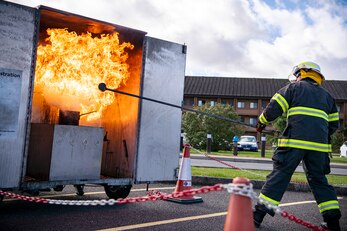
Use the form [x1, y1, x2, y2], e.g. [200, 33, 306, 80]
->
[0, 184, 346, 231]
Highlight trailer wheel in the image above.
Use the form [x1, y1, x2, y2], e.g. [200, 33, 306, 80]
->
[104, 185, 132, 199]
[74, 185, 85, 196]
[53, 185, 65, 192]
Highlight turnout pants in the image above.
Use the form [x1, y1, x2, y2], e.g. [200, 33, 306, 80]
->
[259, 148, 340, 218]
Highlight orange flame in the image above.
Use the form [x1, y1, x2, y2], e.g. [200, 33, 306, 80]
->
[34, 28, 134, 121]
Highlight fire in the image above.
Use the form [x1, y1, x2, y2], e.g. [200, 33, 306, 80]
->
[34, 28, 134, 121]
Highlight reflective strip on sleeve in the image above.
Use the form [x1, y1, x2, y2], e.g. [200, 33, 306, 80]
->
[259, 113, 268, 124]
[277, 138, 332, 152]
[288, 107, 328, 121]
[318, 200, 339, 213]
[259, 193, 280, 206]
[328, 112, 339, 122]
[271, 93, 289, 113]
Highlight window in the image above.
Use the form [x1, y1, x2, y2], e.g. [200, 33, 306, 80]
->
[250, 117, 257, 125]
[221, 100, 227, 105]
[237, 101, 245, 108]
[250, 102, 258, 109]
[240, 117, 245, 122]
[198, 100, 206, 106]
[183, 99, 194, 106]
[210, 101, 216, 106]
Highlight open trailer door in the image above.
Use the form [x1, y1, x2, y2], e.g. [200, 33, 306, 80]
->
[0, 1, 39, 188]
[135, 37, 186, 183]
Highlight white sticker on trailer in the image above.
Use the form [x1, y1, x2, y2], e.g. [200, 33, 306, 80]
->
[0, 68, 22, 137]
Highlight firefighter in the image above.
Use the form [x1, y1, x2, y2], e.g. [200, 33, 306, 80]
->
[254, 61, 341, 230]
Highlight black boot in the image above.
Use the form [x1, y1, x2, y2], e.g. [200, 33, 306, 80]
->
[253, 209, 266, 228]
[326, 219, 341, 231]
[323, 210, 341, 231]
[253, 204, 275, 228]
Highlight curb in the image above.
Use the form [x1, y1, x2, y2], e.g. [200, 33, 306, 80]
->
[192, 176, 347, 196]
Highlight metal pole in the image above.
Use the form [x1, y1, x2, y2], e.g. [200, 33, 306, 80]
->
[207, 132, 212, 154]
[232, 136, 238, 156]
[180, 130, 184, 152]
[261, 133, 266, 157]
[233, 142, 238, 156]
[98, 83, 279, 134]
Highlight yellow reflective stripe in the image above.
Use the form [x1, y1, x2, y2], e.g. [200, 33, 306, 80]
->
[278, 138, 332, 152]
[288, 106, 328, 121]
[318, 200, 339, 213]
[328, 112, 339, 122]
[259, 113, 268, 124]
[259, 193, 280, 206]
[272, 93, 289, 113]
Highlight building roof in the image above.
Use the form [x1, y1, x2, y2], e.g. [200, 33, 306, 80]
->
[184, 76, 347, 100]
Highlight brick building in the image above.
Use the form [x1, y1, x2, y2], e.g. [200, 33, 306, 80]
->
[183, 76, 347, 139]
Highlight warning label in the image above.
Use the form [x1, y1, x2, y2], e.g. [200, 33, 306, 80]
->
[0, 68, 22, 137]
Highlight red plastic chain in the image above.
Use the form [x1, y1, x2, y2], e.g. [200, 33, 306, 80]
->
[116, 184, 224, 204]
[0, 184, 224, 205]
[201, 149, 308, 185]
[0, 184, 326, 230]
[281, 211, 327, 231]
[203, 153, 241, 170]
[0, 191, 49, 203]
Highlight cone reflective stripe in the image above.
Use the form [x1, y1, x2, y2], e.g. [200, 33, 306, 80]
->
[167, 144, 203, 204]
[224, 177, 254, 231]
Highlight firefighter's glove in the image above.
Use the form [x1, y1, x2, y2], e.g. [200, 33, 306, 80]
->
[256, 121, 266, 133]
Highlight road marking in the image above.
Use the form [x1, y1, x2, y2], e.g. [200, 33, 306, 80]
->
[280, 196, 343, 207]
[96, 212, 227, 231]
[97, 196, 344, 230]
[3, 186, 175, 202]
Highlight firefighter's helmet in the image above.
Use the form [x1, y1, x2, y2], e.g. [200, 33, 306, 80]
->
[288, 61, 325, 84]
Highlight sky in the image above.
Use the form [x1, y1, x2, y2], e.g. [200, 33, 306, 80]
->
[7, 0, 347, 80]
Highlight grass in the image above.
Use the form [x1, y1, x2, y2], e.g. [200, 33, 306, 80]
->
[192, 167, 347, 185]
[189, 148, 347, 164]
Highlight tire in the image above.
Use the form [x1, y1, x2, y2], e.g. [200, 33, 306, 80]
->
[104, 185, 132, 199]
[53, 185, 65, 192]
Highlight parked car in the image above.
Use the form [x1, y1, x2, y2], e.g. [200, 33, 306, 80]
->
[340, 141, 347, 157]
[237, 135, 258, 152]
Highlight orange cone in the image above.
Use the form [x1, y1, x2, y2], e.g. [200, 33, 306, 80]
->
[224, 177, 254, 231]
[167, 144, 203, 204]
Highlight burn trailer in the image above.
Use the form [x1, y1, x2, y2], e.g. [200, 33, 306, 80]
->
[0, 1, 186, 199]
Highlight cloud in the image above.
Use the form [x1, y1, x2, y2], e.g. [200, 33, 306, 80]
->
[6, 0, 347, 80]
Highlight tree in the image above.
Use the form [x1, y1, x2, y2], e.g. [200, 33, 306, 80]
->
[267, 114, 287, 146]
[331, 128, 345, 153]
[182, 103, 245, 151]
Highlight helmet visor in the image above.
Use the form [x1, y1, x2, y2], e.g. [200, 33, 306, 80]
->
[288, 66, 300, 82]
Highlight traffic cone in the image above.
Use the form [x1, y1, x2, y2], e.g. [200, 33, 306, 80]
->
[167, 144, 203, 204]
[224, 177, 254, 231]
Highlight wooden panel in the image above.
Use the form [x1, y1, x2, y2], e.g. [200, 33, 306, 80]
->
[26, 124, 54, 180]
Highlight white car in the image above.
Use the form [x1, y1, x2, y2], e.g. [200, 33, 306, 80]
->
[340, 141, 347, 158]
[237, 135, 258, 152]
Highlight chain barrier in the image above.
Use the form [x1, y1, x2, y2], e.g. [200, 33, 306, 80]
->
[1, 182, 327, 230]
[189, 146, 327, 230]
[0, 184, 223, 206]
[256, 196, 327, 231]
